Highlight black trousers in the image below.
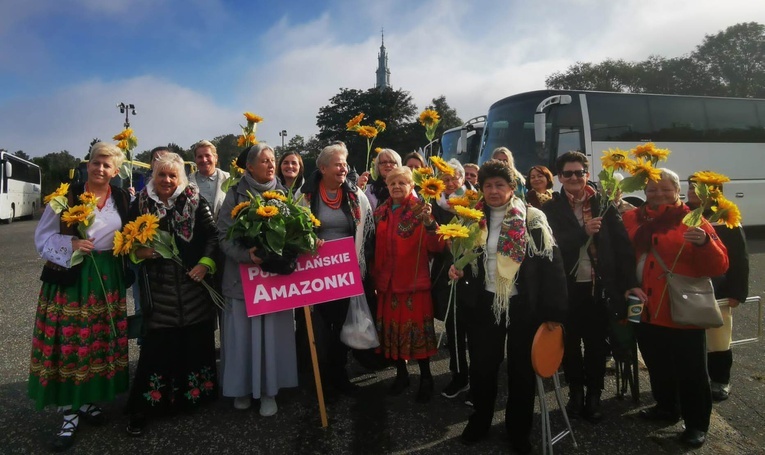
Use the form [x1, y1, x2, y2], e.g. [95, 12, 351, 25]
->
[637, 323, 712, 431]
[707, 349, 733, 384]
[314, 298, 351, 387]
[445, 295, 469, 378]
[562, 282, 609, 391]
[465, 290, 538, 445]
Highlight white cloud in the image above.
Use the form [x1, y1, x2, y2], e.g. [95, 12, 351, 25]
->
[0, 76, 239, 157]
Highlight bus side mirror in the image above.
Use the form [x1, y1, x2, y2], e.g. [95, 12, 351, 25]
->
[4, 161, 12, 178]
[534, 113, 546, 144]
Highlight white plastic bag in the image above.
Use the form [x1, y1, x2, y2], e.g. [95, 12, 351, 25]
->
[340, 294, 380, 349]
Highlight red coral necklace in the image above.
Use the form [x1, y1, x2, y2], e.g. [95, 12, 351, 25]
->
[319, 182, 342, 210]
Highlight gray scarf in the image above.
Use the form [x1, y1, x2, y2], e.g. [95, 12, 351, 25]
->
[244, 172, 277, 193]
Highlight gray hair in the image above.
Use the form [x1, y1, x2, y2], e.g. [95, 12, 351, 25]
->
[374, 148, 402, 174]
[317, 142, 348, 168]
[152, 152, 188, 190]
[246, 143, 275, 166]
[658, 168, 681, 191]
[446, 158, 465, 179]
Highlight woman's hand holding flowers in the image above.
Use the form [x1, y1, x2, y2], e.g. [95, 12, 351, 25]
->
[448, 264, 464, 281]
[683, 226, 708, 246]
[135, 247, 160, 260]
[584, 217, 602, 236]
[72, 238, 95, 254]
[248, 246, 263, 265]
[188, 264, 208, 282]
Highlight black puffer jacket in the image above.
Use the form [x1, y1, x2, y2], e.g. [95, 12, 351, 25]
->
[130, 187, 219, 330]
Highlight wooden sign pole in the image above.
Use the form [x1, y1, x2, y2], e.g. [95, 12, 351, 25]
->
[303, 306, 328, 428]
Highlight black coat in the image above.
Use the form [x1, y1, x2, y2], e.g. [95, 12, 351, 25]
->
[542, 191, 639, 319]
[711, 224, 749, 302]
[457, 210, 568, 325]
[130, 191, 219, 330]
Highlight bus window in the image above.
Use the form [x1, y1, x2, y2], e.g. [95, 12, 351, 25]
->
[588, 93, 651, 142]
[705, 98, 764, 142]
[649, 96, 706, 142]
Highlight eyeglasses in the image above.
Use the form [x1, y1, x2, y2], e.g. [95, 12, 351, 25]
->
[378, 161, 396, 166]
[561, 170, 587, 178]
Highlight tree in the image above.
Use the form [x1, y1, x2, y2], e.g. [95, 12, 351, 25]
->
[545, 22, 765, 97]
[13, 150, 30, 161]
[316, 87, 419, 172]
[275, 134, 306, 157]
[32, 151, 79, 195]
[693, 22, 765, 97]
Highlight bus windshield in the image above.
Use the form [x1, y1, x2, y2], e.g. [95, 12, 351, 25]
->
[479, 96, 547, 173]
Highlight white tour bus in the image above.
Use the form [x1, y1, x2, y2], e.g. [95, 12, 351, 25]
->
[440, 116, 486, 166]
[478, 90, 765, 226]
[0, 151, 42, 223]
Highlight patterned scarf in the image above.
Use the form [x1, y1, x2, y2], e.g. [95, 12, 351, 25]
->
[138, 183, 199, 242]
[374, 194, 420, 239]
[533, 189, 553, 205]
[478, 197, 555, 323]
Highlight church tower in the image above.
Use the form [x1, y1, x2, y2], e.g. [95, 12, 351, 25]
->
[375, 29, 390, 89]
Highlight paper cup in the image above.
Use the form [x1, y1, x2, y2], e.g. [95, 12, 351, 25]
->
[627, 295, 644, 323]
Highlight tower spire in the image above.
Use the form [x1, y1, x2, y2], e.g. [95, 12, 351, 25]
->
[375, 28, 390, 89]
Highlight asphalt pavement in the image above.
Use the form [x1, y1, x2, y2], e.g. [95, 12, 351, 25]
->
[1, 218, 764, 455]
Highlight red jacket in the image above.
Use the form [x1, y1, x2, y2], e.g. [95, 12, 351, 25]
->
[373, 194, 445, 294]
[622, 203, 729, 329]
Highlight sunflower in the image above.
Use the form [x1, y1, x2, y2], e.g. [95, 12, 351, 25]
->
[61, 205, 92, 227]
[44, 183, 70, 204]
[357, 125, 378, 139]
[436, 223, 470, 240]
[113, 128, 133, 141]
[374, 120, 386, 132]
[712, 197, 742, 228]
[309, 213, 321, 227]
[78, 192, 98, 205]
[243, 112, 263, 124]
[262, 191, 287, 202]
[430, 156, 455, 177]
[116, 140, 129, 150]
[419, 109, 440, 127]
[112, 230, 126, 256]
[414, 167, 434, 177]
[631, 142, 670, 162]
[419, 177, 446, 200]
[453, 205, 484, 222]
[346, 113, 365, 130]
[601, 148, 634, 171]
[256, 205, 279, 218]
[133, 213, 160, 244]
[464, 189, 480, 201]
[630, 158, 662, 182]
[374, 147, 383, 154]
[237, 133, 257, 147]
[447, 196, 470, 208]
[231, 201, 251, 219]
[230, 159, 244, 175]
[691, 171, 730, 186]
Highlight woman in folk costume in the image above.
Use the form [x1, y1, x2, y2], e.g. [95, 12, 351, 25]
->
[448, 160, 568, 454]
[373, 166, 444, 403]
[30, 142, 132, 452]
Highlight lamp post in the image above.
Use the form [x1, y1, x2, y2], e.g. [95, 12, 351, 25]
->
[279, 130, 288, 148]
[116, 102, 137, 129]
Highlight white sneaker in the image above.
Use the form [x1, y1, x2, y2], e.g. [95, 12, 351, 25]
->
[259, 395, 278, 417]
[233, 396, 251, 410]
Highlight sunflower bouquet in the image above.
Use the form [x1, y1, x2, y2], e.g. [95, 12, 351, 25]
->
[222, 112, 263, 193]
[113, 214, 225, 309]
[44, 183, 99, 266]
[686, 171, 742, 228]
[413, 155, 455, 202]
[436, 190, 484, 274]
[346, 112, 386, 174]
[226, 190, 320, 275]
[598, 142, 669, 212]
[114, 128, 139, 187]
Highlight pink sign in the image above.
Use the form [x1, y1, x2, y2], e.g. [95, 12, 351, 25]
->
[240, 237, 364, 317]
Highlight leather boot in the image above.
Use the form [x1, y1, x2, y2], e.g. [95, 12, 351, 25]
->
[566, 384, 584, 419]
[584, 388, 603, 423]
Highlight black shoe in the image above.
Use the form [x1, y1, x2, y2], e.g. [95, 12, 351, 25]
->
[389, 375, 410, 396]
[510, 438, 533, 454]
[126, 414, 146, 437]
[441, 376, 469, 398]
[416, 377, 434, 404]
[639, 406, 680, 424]
[680, 428, 706, 448]
[460, 419, 488, 445]
[51, 413, 78, 452]
[78, 404, 107, 426]
[584, 390, 603, 423]
[464, 391, 474, 407]
[566, 385, 584, 419]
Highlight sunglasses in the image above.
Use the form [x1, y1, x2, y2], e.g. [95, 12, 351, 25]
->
[561, 170, 587, 178]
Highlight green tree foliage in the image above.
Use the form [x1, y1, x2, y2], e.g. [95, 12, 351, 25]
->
[13, 150, 31, 161]
[32, 151, 79, 195]
[546, 22, 765, 98]
[316, 87, 419, 172]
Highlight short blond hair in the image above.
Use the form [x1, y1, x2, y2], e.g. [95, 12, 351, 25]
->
[385, 165, 414, 186]
[89, 142, 125, 169]
[192, 140, 217, 157]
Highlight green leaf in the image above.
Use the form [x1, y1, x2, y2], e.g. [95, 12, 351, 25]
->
[265, 230, 285, 254]
[682, 209, 703, 227]
[619, 175, 646, 194]
[118, 162, 131, 180]
[49, 197, 68, 214]
[71, 250, 85, 266]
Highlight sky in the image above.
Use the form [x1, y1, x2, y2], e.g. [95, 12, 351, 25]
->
[2, 0, 765, 159]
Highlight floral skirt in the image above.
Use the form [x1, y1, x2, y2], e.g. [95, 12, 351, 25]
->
[126, 319, 218, 415]
[28, 251, 129, 410]
[376, 290, 437, 360]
